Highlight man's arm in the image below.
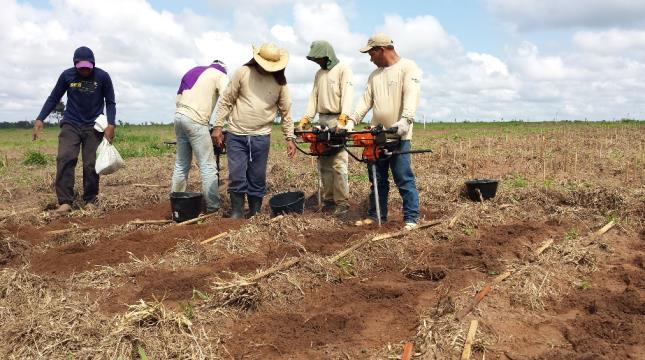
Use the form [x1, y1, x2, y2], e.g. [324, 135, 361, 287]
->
[103, 72, 117, 125]
[277, 84, 297, 158]
[339, 65, 354, 116]
[36, 72, 68, 122]
[302, 72, 319, 121]
[350, 79, 374, 126]
[401, 62, 422, 122]
[213, 68, 243, 128]
[211, 73, 230, 115]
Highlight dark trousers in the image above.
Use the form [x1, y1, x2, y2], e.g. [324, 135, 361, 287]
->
[367, 140, 420, 223]
[56, 123, 103, 205]
[226, 133, 270, 198]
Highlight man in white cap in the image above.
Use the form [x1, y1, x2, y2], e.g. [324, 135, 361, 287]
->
[297, 40, 354, 216]
[350, 33, 422, 230]
[171, 60, 229, 214]
[212, 43, 296, 219]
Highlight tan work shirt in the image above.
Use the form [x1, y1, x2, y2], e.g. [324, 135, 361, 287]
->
[214, 66, 294, 139]
[303, 62, 353, 122]
[351, 58, 421, 140]
[175, 67, 229, 125]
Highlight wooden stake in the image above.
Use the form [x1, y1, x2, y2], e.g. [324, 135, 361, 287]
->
[129, 219, 173, 225]
[533, 239, 554, 257]
[595, 220, 615, 236]
[448, 207, 466, 229]
[401, 342, 414, 360]
[176, 212, 217, 226]
[215, 257, 302, 290]
[456, 271, 511, 320]
[132, 183, 163, 188]
[200, 231, 230, 245]
[329, 220, 442, 263]
[461, 320, 479, 360]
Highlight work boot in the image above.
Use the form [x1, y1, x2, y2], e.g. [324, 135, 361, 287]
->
[322, 201, 335, 213]
[332, 204, 349, 217]
[229, 192, 245, 219]
[247, 195, 263, 217]
[52, 203, 72, 214]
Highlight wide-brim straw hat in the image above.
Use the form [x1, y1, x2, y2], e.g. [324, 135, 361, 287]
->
[253, 43, 289, 72]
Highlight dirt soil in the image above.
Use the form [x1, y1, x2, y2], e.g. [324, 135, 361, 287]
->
[1, 124, 643, 359]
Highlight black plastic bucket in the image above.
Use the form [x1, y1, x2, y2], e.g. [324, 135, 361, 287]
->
[269, 191, 305, 216]
[465, 179, 499, 201]
[170, 192, 203, 222]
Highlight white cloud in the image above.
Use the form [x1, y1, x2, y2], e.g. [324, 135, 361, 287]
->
[271, 25, 298, 43]
[377, 15, 462, 60]
[486, 0, 645, 30]
[573, 29, 645, 55]
[0, 0, 644, 124]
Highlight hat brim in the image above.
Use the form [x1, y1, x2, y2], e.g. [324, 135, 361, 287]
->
[359, 45, 373, 53]
[253, 46, 289, 72]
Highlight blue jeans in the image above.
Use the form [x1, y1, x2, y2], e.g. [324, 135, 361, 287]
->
[367, 140, 420, 223]
[171, 113, 219, 212]
[226, 133, 270, 198]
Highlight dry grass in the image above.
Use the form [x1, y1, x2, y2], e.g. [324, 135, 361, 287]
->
[0, 122, 642, 358]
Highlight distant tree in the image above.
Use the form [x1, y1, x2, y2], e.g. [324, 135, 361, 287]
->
[50, 100, 65, 123]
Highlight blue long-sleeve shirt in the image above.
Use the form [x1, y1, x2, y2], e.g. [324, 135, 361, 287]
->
[37, 67, 116, 126]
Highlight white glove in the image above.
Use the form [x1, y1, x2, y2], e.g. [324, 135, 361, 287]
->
[341, 119, 355, 131]
[392, 118, 411, 136]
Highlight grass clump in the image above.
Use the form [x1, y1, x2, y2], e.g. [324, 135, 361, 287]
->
[22, 150, 48, 166]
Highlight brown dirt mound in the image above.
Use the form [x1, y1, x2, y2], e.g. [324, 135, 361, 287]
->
[226, 272, 438, 359]
[29, 218, 244, 276]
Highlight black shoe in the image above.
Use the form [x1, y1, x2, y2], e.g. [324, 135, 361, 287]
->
[322, 201, 335, 213]
[248, 195, 263, 217]
[229, 192, 245, 219]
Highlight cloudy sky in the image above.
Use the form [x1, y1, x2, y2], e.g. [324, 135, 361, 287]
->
[2, 0, 645, 123]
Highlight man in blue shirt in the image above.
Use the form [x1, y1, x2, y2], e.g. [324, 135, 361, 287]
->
[32, 46, 116, 213]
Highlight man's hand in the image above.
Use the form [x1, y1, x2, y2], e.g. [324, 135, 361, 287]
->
[104, 124, 116, 143]
[32, 119, 44, 141]
[296, 117, 310, 132]
[392, 118, 411, 136]
[212, 126, 224, 148]
[335, 119, 354, 133]
[337, 114, 348, 127]
[287, 139, 296, 158]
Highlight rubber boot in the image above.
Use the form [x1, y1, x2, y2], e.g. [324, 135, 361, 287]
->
[229, 192, 245, 219]
[247, 195, 263, 217]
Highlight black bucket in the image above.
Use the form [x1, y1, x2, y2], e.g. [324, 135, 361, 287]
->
[465, 179, 499, 201]
[269, 191, 305, 217]
[170, 192, 203, 222]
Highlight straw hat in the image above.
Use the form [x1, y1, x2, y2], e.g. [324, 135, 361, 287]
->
[253, 43, 289, 72]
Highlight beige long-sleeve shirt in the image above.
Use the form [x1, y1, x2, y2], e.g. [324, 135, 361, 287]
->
[175, 67, 229, 125]
[351, 58, 421, 140]
[303, 62, 353, 120]
[214, 66, 294, 139]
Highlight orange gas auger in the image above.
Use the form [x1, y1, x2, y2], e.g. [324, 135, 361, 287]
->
[295, 124, 432, 225]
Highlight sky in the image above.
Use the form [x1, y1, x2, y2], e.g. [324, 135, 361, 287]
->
[2, 0, 645, 124]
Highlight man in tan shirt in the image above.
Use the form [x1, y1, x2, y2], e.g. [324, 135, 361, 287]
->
[297, 40, 354, 215]
[212, 43, 296, 218]
[350, 33, 422, 230]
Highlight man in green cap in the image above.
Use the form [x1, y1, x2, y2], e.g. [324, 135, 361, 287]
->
[297, 40, 354, 216]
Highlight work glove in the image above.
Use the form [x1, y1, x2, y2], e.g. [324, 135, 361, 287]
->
[296, 116, 311, 131]
[337, 114, 349, 127]
[335, 119, 354, 133]
[392, 118, 412, 136]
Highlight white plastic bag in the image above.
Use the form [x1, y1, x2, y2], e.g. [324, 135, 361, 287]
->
[95, 138, 125, 175]
[94, 114, 108, 132]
